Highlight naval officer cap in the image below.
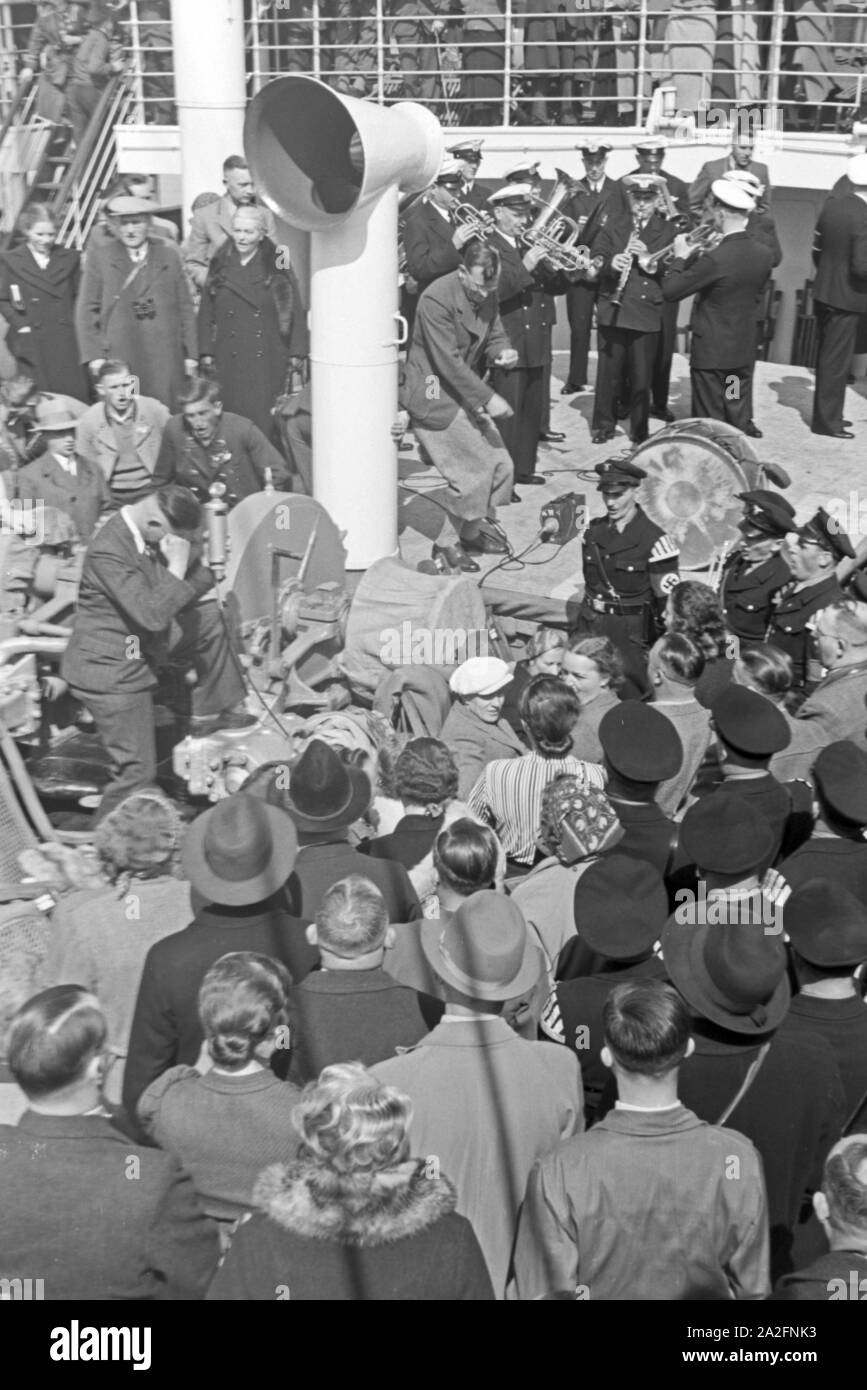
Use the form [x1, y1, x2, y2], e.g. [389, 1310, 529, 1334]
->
[847, 152, 867, 187]
[798, 507, 856, 561]
[577, 140, 612, 156]
[736, 489, 796, 539]
[634, 135, 668, 152]
[710, 178, 755, 211]
[435, 158, 465, 186]
[505, 157, 541, 181]
[447, 138, 483, 158]
[595, 457, 647, 493]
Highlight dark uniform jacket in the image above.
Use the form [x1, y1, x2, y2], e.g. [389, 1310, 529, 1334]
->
[594, 210, 676, 333]
[564, 174, 628, 245]
[61, 511, 214, 695]
[713, 774, 814, 869]
[488, 230, 563, 369]
[780, 993, 867, 1123]
[287, 967, 443, 1085]
[360, 812, 445, 872]
[767, 573, 844, 691]
[402, 199, 461, 294]
[747, 208, 783, 269]
[0, 245, 88, 399]
[780, 837, 867, 906]
[721, 549, 792, 642]
[400, 269, 511, 429]
[774, 1249, 867, 1301]
[540, 955, 667, 1118]
[662, 231, 775, 368]
[603, 799, 678, 877]
[153, 410, 290, 506]
[812, 193, 867, 313]
[582, 505, 679, 608]
[666, 1021, 846, 1280]
[622, 167, 691, 224]
[15, 450, 110, 542]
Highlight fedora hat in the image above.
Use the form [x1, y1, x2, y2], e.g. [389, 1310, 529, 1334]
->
[662, 916, 790, 1034]
[281, 738, 371, 834]
[421, 891, 543, 1001]
[182, 792, 298, 906]
[28, 395, 85, 432]
[575, 855, 668, 961]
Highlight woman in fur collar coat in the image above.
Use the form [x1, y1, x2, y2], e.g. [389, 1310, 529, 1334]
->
[207, 1063, 494, 1301]
[198, 205, 309, 442]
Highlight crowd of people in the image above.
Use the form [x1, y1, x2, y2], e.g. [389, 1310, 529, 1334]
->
[1, 12, 867, 1310]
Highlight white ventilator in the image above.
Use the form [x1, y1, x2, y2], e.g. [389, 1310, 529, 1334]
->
[244, 76, 443, 569]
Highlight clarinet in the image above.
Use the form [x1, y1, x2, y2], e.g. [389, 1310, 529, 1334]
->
[610, 232, 643, 309]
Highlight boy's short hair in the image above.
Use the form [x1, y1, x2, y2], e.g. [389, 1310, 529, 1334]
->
[6, 986, 106, 1099]
[603, 980, 691, 1078]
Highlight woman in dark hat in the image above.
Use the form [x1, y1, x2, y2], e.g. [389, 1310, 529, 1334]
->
[207, 1061, 494, 1301]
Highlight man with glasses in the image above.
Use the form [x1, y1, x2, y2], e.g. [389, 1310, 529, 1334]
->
[795, 599, 867, 747]
[768, 509, 853, 695]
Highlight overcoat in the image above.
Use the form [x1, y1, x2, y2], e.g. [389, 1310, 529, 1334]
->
[0, 245, 88, 398]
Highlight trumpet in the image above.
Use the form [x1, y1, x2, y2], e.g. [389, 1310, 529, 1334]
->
[654, 179, 690, 232]
[452, 201, 496, 241]
[641, 221, 723, 273]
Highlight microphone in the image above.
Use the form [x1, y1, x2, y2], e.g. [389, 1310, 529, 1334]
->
[205, 482, 228, 577]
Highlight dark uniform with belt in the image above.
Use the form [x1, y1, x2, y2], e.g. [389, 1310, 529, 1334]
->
[579, 458, 679, 688]
[768, 508, 854, 694]
[720, 489, 795, 644]
[488, 185, 566, 485]
[591, 174, 676, 445]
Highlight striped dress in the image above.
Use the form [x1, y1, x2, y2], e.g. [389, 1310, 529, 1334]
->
[467, 753, 606, 865]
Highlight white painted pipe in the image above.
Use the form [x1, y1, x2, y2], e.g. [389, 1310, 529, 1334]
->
[245, 77, 443, 569]
[169, 0, 247, 217]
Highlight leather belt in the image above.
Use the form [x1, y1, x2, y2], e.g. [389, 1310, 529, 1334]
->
[585, 593, 648, 615]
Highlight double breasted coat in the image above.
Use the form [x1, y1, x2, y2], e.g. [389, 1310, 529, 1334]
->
[0, 245, 88, 399]
[198, 238, 309, 439]
[74, 237, 197, 411]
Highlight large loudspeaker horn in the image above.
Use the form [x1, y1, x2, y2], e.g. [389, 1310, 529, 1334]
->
[245, 75, 442, 230]
[244, 78, 443, 571]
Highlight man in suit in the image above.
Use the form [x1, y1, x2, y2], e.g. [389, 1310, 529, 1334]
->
[15, 394, 109, 542]
[374, 891, 583, 1297]
[154, 374, 290, 506]
[75, 196, 198, 412]
[662, 179, 774, 432]
[287, 874, 441, 1084]
[562, 141, 629, 395]
[399, 243, 516, 572]
[794, 598, 867, 748]
[689, 132, 772, 222]
[515, 980, 770, 1300]
[620, 137, 691, 423]
[588, 173, 677, 445]
[402, 160, 472, 297]
[123, 792, 317, 1118]
[0, 984, 219, 1300]
[61, 483, 252, 821]
[75, 358, 169, 505]
[811, 152, 867, 438]
[183, 155, 276, 290]
[488, 184, 563, 486]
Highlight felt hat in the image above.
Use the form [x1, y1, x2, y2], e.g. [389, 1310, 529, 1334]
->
[662, 915, 790, 1034]
[182, 792, 298, 907]
[29, 395, 84, 432]
[420, 890, 543, 1001]
[280, 738, 371, 834]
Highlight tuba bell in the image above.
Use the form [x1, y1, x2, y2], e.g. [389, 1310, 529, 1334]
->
[521, 168, 596, 274]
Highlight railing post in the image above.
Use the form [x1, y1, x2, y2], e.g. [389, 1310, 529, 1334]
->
[376, 0, 386, 105]
[127, 0, 146, 119]
[636, 0, 649, 128]
[766, 0, 784, 133]
[504, 0, 513, 128]
[312, 0, 322, 81]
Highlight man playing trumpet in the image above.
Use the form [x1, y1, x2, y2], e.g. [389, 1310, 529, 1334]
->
[587, 174, 677, 446]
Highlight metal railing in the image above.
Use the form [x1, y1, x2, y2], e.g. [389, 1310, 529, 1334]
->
[55, 70, 141, 249]
[4, 1, 867, 136]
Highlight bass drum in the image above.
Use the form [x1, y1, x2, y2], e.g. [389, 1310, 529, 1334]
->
[632, 419, 765, 571]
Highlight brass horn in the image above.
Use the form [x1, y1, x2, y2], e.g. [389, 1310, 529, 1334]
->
[521, 169, 594, 274]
